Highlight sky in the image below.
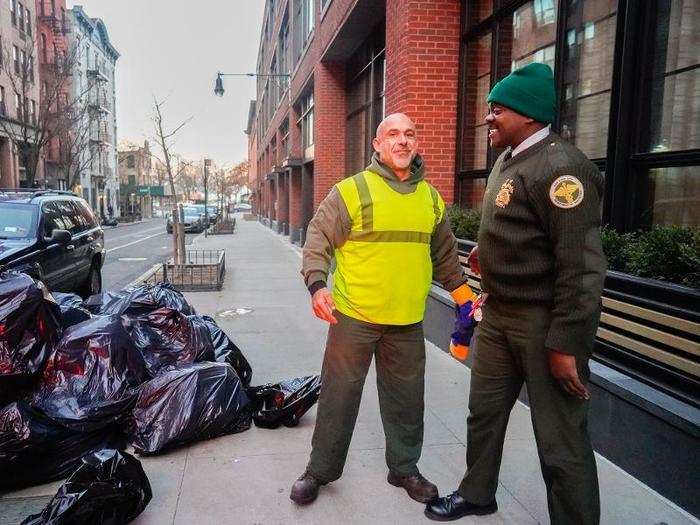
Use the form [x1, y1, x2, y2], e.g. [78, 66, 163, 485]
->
[68, 1, 265, 167]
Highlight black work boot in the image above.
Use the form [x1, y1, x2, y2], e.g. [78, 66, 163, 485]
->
[290, 471, 326, 505]
[387, 471, 438, 503]
[424, 491, 497, 521]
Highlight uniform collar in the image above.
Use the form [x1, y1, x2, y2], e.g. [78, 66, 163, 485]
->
[511, 125, 551, 158]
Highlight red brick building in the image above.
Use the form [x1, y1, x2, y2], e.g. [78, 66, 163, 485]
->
[247, 1, 700, 515]
[248, 0, 461, 244]
[36, 0, 71, 190]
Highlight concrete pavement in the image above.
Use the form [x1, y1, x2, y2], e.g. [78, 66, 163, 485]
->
[1, 216, 697, 524]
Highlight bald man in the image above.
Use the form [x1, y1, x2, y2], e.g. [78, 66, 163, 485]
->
[292, 113, 473, 505]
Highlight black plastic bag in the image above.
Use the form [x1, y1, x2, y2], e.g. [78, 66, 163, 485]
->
[30, 315, 150, 432]
[52, 292, 92, 329]
[130, 362, 251, 454]
[22, 449, 152, 525]
[85, 283, 195, 317]
[190, 315, 252, 386]
[248, 375, 321, 429]
[128, 308, 215, 375]
[0, 402, 122, 491]
[0, 271, 62, 403]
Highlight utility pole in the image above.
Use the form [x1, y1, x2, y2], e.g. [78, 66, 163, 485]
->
[204, 158, 211, 237]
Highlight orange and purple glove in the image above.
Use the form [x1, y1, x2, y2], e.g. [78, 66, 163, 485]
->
[449, 284, 484, 361]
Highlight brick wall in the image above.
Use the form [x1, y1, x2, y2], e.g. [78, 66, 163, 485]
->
[288, 167, 302, 228]
[385, 0, 461, 203]
[313, 61, 346, 208]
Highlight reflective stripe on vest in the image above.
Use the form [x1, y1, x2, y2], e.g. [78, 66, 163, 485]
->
[332, 170, 445, 325]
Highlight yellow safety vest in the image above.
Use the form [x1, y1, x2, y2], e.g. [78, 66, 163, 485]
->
[333, 170, 444, 325]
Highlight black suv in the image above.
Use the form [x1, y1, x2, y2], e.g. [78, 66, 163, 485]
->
[0, 189, 105, 297]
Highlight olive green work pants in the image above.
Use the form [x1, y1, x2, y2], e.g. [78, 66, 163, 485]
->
[307, 311, 426, 482]
[459, 298, 600, 525]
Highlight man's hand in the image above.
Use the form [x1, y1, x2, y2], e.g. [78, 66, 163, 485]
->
[312, 287, 338, 324]
[548, 350, 589, 400]
[467, 246, 480, 275]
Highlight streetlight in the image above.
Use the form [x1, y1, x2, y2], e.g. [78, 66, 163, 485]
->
[213, 72, 291, 97]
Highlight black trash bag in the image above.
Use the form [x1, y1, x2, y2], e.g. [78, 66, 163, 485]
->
[85, 283, 195, 317]
[247, 375, 321, 429]
[82, 290, 127, 315]
[0, 271, 62, 403]
[52, 292, 92, 329]
[0, 402, 122, 491]
[130, 362, 251, 454]
[22, 449, 152, 525]
[128, 308, 215, 376]
[189, 315, 252, 387]
[30, 315, 150, 432]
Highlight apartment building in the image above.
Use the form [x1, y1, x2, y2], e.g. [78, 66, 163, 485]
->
[0, 0, 42, 188]
[249, 0, 699, 515]
[68, 5, 119, 219]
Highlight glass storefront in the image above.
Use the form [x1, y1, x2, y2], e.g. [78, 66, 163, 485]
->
[458, 0, 699, 228]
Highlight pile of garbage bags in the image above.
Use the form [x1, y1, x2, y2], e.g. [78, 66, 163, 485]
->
[22, 449, 152, 525]
[0, 271, 321, 510]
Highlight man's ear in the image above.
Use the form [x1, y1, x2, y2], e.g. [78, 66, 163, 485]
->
[372, 136, 381, 153]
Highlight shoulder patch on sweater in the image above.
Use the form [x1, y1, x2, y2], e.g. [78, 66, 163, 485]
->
[549, 175, 584, 209]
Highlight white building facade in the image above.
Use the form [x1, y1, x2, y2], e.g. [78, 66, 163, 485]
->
[68, 5, 119, 218]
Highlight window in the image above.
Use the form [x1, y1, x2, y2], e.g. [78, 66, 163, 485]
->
[299, 92, 314, 149]
[41, 33, 47, 62]
[30, 99, 36, 124]
[14, 93, 21, 120]
[505, 1, 558, 74]
[560, 1, 617, 159]
[25, 6, 31, 36]
[0, 86, 6, 116]
[18, 2, 24, 31]
[126, 155, 135, 168]
[13, 45, 19, 75]
[639, 0, 700, 154]
[345, 27, 386, 174]
[637, 166, 700, 227]
[293, 0, 314, 63]
[10, 0, 17, 26]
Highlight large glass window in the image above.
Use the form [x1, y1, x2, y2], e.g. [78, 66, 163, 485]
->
[299, 93, 314, 149]
[345, 28, 385, 174]
[639, 0, 700, 153]
[503, 0, 558, 74]
[560, 0, 618, 159]
[638, 166, 700, 227]
[460, 33, 492, 172]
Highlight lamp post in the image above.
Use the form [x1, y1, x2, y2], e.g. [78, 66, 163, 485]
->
[213, 72, 291, 98]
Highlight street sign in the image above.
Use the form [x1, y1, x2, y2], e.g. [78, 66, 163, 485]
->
[136, 185, 165, 196]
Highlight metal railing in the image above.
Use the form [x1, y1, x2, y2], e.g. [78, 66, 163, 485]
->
[140, 249, 226, 292]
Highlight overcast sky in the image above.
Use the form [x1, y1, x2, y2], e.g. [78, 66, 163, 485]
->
[68, 1, 265, 167]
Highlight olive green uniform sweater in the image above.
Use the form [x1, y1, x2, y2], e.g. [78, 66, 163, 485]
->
[478, 132, 606, 357]
[302, 153, 467, 298]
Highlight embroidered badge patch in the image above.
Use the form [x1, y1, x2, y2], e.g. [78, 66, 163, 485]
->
[549, 175, 584, 209]
[495, 179, 515, 208]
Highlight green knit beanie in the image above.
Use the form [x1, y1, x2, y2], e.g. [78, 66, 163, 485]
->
[487, 63, 556, 124]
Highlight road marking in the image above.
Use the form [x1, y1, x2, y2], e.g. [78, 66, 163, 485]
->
[106, 231, 165, 253]
[105, 225, 165, 242]
[118, 257, 148, 261]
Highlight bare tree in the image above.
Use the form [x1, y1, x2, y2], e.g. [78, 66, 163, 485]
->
[151, 97, 192, 263]
[0, 33, 89, 187]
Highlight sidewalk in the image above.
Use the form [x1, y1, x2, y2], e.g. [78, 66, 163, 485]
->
[2, 217, 697, 524]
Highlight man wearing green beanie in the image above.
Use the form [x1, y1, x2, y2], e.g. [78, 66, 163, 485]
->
[425, 62, 606, 524]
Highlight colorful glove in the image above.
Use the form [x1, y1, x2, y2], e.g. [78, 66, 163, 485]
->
[449, 294, 485, 361]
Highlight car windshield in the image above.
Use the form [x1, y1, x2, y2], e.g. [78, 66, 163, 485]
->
[182, 208, 201, 218]
[0, 203, 37, 240]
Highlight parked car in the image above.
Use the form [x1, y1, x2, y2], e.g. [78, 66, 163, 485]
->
[166, 207, 205, 234]
[0, 189, 105, 297]
[234, 202, 252, 212]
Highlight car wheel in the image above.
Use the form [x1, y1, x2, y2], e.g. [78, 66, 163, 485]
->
[79, 262, 102, 299]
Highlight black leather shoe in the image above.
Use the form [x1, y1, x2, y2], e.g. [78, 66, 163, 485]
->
[424, 491, 497, 521]
[290, 471, 326, 505]
[387, 471, 438, 503]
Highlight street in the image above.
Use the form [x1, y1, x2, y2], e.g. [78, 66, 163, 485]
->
[101, 218, 195, 291]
